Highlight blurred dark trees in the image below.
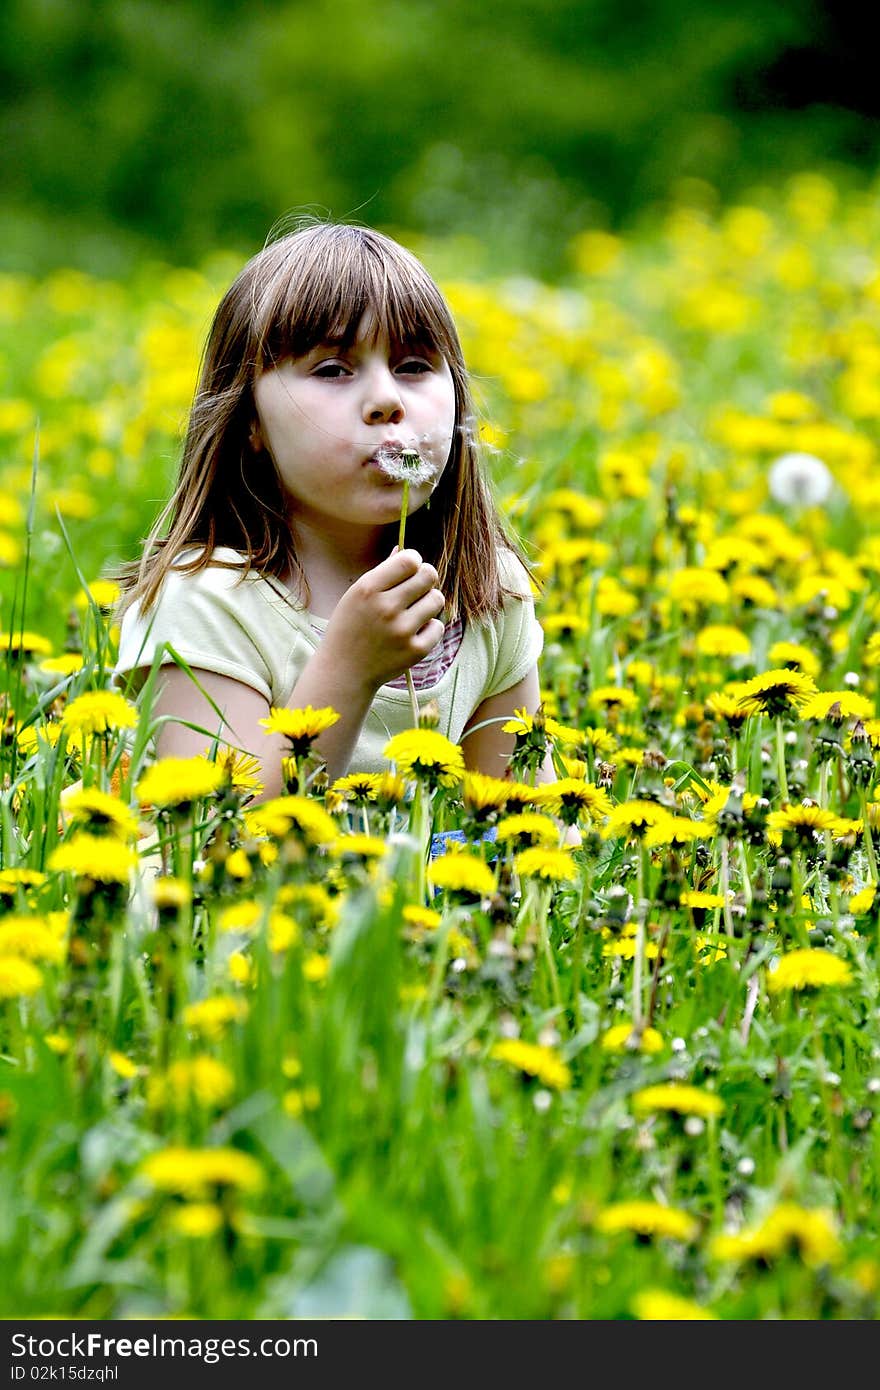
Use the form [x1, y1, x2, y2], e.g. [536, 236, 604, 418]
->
[1, 0, 876, 273]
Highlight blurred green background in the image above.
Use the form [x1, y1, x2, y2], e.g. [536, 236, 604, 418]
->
[1, 0, 877, 277]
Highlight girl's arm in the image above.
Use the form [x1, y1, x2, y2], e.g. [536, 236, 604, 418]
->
[149, 656, 379, 801]
[459, 663, 544, 779]
[460, 664, 581, 844]
[147, 547, 446, 795]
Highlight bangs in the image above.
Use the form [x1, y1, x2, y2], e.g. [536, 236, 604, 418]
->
[250, 225, 461, 369]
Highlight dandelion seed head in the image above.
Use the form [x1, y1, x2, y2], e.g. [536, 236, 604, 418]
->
[737, 1157, 756, 1177]
[767, 451, 834, 507]
[373, 445, 436, 484]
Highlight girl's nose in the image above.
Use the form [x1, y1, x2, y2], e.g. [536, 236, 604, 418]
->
[362, 365, 404, 423]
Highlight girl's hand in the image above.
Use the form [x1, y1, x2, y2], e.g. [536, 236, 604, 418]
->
[322, 548, 446, 691]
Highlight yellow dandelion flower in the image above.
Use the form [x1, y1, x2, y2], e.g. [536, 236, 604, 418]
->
[228, 952, 252, 984]
[695, 934, 728, 965]
[244, 795, 338, 848]
[695, 625, 751, 658]
[600, 1023, 664, 1054]
[217, 901, 262, 934]
[75, 579, 121, 611]
[495, 812, 561, 848]
[16, 721, 64, 755]
[602, 801, 676, 841]
[60, 690, 138, 737]
[427, 854, 497, 899]
[735, 668, 817, 718]
[0, 630, 53, 656]
[151, 876, 191, 910]
[632, 1289, 717, 1320]
[148, 1056, 235, 1110]
[402, 904, 442, 933]
[0, 917, 65, 964]
[542, 611, 590, 640]
[710, 1203, 841, 1267]
[331, 772, 384, 804]
[490, 1038, 571, 1090]
[332, 833, 388, 861]
[208, 745, 263, 795]
[532, 779, 612, 822]
[0, 956, 43, 999]
[135, 756, 224, 810]
[705, 691, 750, 731]
[589, 685, 639, 713]
[258, 704, 340, 753]
[302, 952, 330, 983]
[60, 786, 139, 840]
[732, 574, 780, 610]
[108, 1052, 138, 1079]
[667, 567, 730, 610]
[139, 1145, 264, 1198]
[38, 653, 84, 677]
[460, 771, 513, 814]
[169, 1203, 224, 1238]
[767, 948, 853, 992]
[595, 1200, 697, 1241]
[513, 847, 578, 883]
[643, 816, 711, 848]
[382, 729, 465, 787]
[0, 868, 47, 897]
[267, 911, 299, 953]
[183, 995, 249, 1039]
[799, 690, 874, 723]
[848, 885, 876, 915]
[680, 890, 727, 910]
[501, 708, 585, 749]
[632, 1083, 724, 1119]
[48, 832, 137, 884]
[767, 804, 851, 840]
[767, 641, 821, 678]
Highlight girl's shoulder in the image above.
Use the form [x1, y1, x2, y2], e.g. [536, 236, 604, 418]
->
[157, 547, 300, 606]
[495, 543, 539, 602]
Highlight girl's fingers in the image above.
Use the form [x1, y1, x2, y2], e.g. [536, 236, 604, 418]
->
[374, 548, 422, 588]
[411, 617, 446, 656]
[393, 568, 442, 610]
[400, 588, 446, 633]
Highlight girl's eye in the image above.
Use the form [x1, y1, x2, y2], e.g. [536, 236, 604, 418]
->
[312, 362, 350, 378]
[396, 359, 432, 375]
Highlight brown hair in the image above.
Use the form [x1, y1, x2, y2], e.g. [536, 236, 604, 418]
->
[118, 220, 525, 622]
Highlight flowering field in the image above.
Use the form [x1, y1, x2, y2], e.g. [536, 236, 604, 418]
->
[3, 173, 880, 1319]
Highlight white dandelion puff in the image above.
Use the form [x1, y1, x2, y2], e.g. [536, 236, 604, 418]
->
[373, 446, 436, 485]
[767, 451, 834, 507]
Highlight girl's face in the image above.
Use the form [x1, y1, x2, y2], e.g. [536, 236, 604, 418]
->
[250, 317, 456, 541]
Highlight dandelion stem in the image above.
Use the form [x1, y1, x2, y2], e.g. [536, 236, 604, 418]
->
[398, 477, 410, 551]
[858, 788, 879, 885]
[632, 843, 648, 1031]
[719, 837, 735, 937]
[775, 716, 789, 804]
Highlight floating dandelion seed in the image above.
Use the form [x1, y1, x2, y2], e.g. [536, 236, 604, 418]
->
[767, 452, 833, 507]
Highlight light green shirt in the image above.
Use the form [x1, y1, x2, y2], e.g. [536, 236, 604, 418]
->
[115, 546, 544, 774]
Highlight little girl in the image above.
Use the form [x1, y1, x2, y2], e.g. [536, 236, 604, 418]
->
[115, 221, 551, 797]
